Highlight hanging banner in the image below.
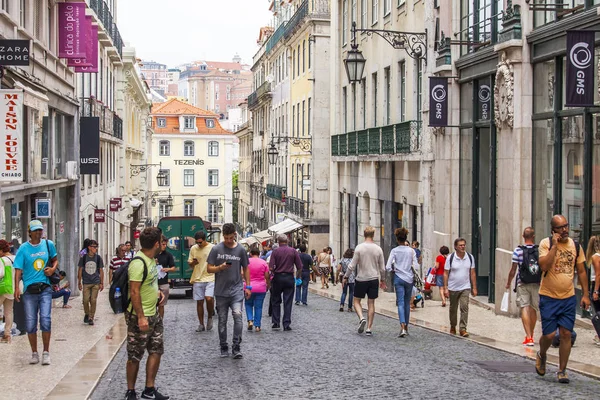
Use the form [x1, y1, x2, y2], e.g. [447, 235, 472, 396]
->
[94, 209, 106, 223]
[0, 39, 30, 66]
[58, 2, 87, 59]
[429, 77, 449, 127]
[75, 25, 99, 73]
[80, 117, 100, 175]
[566, 30, 595, 107]
[478, 84, 491, 121]
[0, 90, 24, 182]
[68, 16, 94, 68]
[109, 199, 120, 212]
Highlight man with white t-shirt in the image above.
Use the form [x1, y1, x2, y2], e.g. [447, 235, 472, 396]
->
[444, 237, 477, 337]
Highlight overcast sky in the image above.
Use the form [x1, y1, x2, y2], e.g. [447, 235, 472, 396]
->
[117, 0, 273, 67]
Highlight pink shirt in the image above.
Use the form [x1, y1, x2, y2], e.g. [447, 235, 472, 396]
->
[248, 257, 269, 293]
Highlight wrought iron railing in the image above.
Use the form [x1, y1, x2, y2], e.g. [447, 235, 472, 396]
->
[90, 0, 122, 57]
[381, 124, 395, 154]
[248, 81, 272, 109]
[357, 130, 368, 155]
[331, 135, 339, 156]
[331, 121, 422, 156]
[368, 128, 380, 154]
[266, 183, 286, 202]
[347, 131, 357, 155]
[286, 197, 308, 219]
[339, 133, 347, 156]
[81, 97, 122, 139]
[284, 0, 308, 39]
[113, 114, 123, 140]
[266, 22, 287, 54]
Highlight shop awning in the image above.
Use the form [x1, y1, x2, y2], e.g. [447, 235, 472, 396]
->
[268, 218, 303, 235]
[239, 237, 260, 246]
[252, 230, 272, 242]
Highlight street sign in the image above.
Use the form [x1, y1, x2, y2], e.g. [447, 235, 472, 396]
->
[35, 199, 51, 219]
[302, 179, 311, 190]
[94, 208, 105, 223]
[109, 199, 120, 212]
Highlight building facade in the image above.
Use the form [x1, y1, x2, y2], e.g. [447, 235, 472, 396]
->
[149, 99, 235, 239]
[140, 60, 168, 98]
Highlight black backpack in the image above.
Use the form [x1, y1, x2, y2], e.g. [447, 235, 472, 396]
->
[518, 245, 541, 284]
[109, 256, 147, 314]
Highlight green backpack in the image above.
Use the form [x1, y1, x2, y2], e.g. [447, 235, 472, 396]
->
[0, 256, 14, 296]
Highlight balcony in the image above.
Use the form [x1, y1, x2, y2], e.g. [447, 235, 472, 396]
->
[332, 121, 421, 157]
[82, 97, 123, 140]
[248, 81, 272, 110]
[284, 0, 308, 39]
[265, 21, 287, 55]
[284, 0, 330, 40]
[266, 183, 286, 203]
[90, 0, 123, 58]
[113, 114, 123, 140]
[286, 197, 308, 219]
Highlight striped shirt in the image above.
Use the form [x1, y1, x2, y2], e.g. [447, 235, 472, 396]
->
[512, 245, 536, 285]
[109, 256, 128, 271]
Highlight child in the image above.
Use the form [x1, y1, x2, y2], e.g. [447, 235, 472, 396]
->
[52, 271, 72, 308]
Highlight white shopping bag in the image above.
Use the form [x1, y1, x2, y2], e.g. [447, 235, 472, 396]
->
[500, 291, 509, 312]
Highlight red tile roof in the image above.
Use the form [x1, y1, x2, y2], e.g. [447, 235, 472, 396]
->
[151, 98, 217, 116]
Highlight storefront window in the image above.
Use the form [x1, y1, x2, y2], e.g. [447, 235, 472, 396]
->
[591, 114, 600, 237]
[562, 115, 584, 241]
[533, 60, 555, 114]
[461, 82, 473, 124]
[459, 128, 473, 245]
[533, 120, 554, 236]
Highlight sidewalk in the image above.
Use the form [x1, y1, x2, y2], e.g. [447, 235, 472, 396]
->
[308, 282, 600, 379]
[0, 291, 125, 400]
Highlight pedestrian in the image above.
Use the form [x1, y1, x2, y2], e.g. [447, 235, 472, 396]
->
[328, 247, 337, 285]
[124, 227, 169, 400]
[505, 227, 540, 347]
[343, 226, 387, 336]
[188, 231, 215, 332]
[0, 239, 15, 343]
[124, 241, 135, 260]
[260, 242, 272, 261]
[412, 240, 423, 266]
[435, 246, 450, 307]
[245, 247, 270, 332]
[316, 247, 331, 289]
[295, 244, 312, 306]
[386, 228, 418, 338]
[535, 215, 590, 384]
[206, 223, 250, 359]
[109, 244, 128, 283]
[310, 249, 317, 283]
[269, 234, 302, 331]
[13, 220, 59, 365]
[585, 234, 600, 345]
[156, 236, 176, 319]
[443, 237, 477, 338]
[77, 239, 104, 326]
[51, 271, 72, 309]
[338, 248, 355, 312]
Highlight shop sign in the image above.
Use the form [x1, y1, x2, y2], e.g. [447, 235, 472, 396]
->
[94, 209, 105, 223]
[35, 199, 51, 219]
[0, 90, 24, 182]
[0, 40, 30, 66]
[80, 117, 100, 174]
[69, 18, 99, 73]
[478, 84, 491, 121]
[429, 77, 448, 127]
[109, 199, 120, 212]
[58, 2, 87, 59]
[566, 30, 595, 107]
[174, 159, 205, 166]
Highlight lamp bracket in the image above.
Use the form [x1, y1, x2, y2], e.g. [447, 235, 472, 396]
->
[351, 22, 427, 63]
[273, 136, 313, 153]
[130, 163, 161, 177]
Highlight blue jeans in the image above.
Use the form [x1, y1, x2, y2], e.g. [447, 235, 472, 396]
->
[295, 271, 310, 304]
[245, 292, 266, 328]
[22, 285, 53, 334]
[394, 275, 413, 325]
[340, 282, 355, 308]
[52, 288, 71, 305]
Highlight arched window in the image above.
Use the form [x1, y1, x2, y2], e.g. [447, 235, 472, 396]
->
[159, 140, 170, 156]
[184, 140, 194, 156]
[208, 141, 219, 156]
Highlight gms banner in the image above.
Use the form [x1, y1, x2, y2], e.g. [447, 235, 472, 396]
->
[80, 117, 100, 175]
[566, 30, 595, 107]
[429, 77, 448, 127]
[0, 90, 24, 182]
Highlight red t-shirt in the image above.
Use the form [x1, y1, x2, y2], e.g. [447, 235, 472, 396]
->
[435, 255, 446, 275]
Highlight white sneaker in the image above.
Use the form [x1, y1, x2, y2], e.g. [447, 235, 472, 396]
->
[195, 324, 205, 332]
[29, 352, 39, 364]
[42, 351, 51, 365]
[399, 328, 407, 338]
[593, 335, 600, 346]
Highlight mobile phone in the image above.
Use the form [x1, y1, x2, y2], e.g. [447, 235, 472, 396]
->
[225, 261, 232, 265]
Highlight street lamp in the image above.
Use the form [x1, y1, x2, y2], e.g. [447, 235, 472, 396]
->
[344, 40, 366, 83]
[218, 202, 224, 213]
[156, 169, 168, 187]
[233, 186, 240, 200]
[166, 190, 173, 211]
[267, 141, 278, 165]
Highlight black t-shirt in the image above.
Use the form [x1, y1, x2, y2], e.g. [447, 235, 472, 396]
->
[156, 250, 175, 285]
[299, 253, 313, 272]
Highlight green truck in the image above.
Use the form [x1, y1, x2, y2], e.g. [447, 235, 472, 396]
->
[157, 216, 211, 292]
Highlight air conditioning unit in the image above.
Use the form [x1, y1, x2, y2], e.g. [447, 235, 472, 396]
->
[259, 207, 265, 219]
[66, 161, 78, 180]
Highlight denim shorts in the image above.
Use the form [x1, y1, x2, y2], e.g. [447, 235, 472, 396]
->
[435, 274, 444, 287]
[22, 285, 53, 334]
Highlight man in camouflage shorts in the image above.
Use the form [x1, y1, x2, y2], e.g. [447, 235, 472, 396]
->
[126, 313, 164, 362]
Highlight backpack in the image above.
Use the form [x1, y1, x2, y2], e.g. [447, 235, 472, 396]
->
[447, 252, 474, 270]
[109, 256, 147, 314]
[518, 245, 541, 284]
[546, 237, 580, 277]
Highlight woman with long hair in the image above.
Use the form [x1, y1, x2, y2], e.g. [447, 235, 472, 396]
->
[245, 247, 270, 332]
[386, 228, 418, 338]
[338, 248, 355, 312]
[317, 247, 331, 289]
[327, 247, 337, 285]
[310, 249, 317, 283]
[586, 235, 600, 345]
[436, 246, 451, 307]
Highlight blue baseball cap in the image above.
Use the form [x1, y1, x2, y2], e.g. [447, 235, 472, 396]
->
[29, 220, 44, 231]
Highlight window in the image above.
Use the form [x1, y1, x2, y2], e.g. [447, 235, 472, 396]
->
[398, 0, 405, 7]
[159, 140, 170, 156]
[159, 169, 170, 186]
[361, 0, 367, 28]
[308, 37, 312, 69]
[157, 118, 166, 128]
[184, 200, 194, 217]
[296, 103, 300, 138]
[158, 201, 170, 218]
[292, 105, 295, 136]
[19, 0, 25, 27]
[399, 61, 406, 121]
[372, 72, 378, 127]
[184, 117, 195, 129]
[208, 200, 219, 223]
[384, 0, 391, 16]
[352, 0, 357, 23]
[416, 60, 422, 121]
[297, 44, 301, 75]
[372, 0, 378, 25]
[302, 100, 306, 136]
[293, 49, 296, 78]
[460, 0, 503, 55]
[184, 140, 194, 156]
[208, 169, 219, 186]
[567, 150, 581, 184]
[384, 67, 391, 125]
[343, 0, 348, 45]
[208, 141, 219, 156]
[184, 169, 194, 186]
[1, 1, 8, 12]
[206, 118, 215, 128]
[343, 87, 348, 133]
[308, 98, 312, 136]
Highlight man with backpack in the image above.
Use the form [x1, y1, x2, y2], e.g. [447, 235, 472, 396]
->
[505, 227, 540, 347]
[535, 215, 590, 384]
[443, 237, 477, 337]
[77, 239, 104, 326]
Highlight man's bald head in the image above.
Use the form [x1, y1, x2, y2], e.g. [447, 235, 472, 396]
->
[551, 214, 567, 228]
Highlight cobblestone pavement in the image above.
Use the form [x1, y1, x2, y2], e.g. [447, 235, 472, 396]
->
[91, 293, 599, 400]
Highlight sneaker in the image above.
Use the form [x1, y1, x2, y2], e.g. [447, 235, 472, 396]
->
[593, 335, 600, 346]
[358, 318, 366, 334]
[125, 389, 138, 400]
[196, 324, 205, 332]
[302, 303, 308, 306]
[284, 326, 292, 331]
[271, 323, 280, 330]
[365, 330, 372, 336]
[88, 318, 95, 326]
[398, 328, 407, 338]
[206, 318, 213, 331]
[557, 370, 569, 384]
[232, 345, 243, 359]
[42, 351, 51, 365]
[141, 387, 170, 399]
[522, 336, 534, 346]
[459, 330, 469, 338]
[295, 301, 300, 306]
[220, 346, 229, 358]
[84, 314, 89, 324]
[339, 306, 344, 312]
[29, 352, 39, 364]
[535, 351, 546, 376]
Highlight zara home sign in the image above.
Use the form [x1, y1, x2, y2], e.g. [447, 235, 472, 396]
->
[0, 40, 30, 66]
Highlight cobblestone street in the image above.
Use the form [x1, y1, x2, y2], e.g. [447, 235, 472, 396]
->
[91, 293, 600, 399]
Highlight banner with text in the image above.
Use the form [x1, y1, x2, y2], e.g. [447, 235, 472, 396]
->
[75, 24, 99, 73]
[0, 90, 24, 182]
[58, 2, 88, 59]
[429, 77, 449, 127]
[566, 30, 595, 107]
[80, 117, 100, 175]
[0, 40, 30, 66]
[68, 16, 94, 68]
